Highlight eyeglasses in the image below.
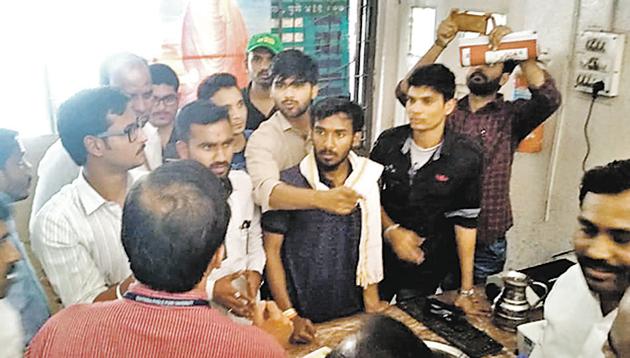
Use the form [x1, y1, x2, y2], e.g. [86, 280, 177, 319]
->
[153, 94, 178, 106]
[96, 117, 146, 143]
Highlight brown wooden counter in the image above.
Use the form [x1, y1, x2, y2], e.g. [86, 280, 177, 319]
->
[287, 290, 517, 357]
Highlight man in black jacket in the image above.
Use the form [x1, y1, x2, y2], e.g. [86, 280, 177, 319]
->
[371, 64, 483, 313]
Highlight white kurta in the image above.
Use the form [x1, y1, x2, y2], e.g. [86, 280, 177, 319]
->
[206, 170, 265, 302]
[531, 264, 618, 358]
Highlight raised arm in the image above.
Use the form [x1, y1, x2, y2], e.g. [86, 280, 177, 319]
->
[269, 183, 361, 215]
[396, 17, 459, 104]
[512, 60, 562, 142]
[246, 127, 361, 215]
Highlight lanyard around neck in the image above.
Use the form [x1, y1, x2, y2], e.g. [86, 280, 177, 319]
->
[124, 291, 209, 307]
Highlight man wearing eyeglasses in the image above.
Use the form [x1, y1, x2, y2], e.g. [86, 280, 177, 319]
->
[30, 53, 161, 226]
[147, 63, 180, 163]
[31, 87, 146, 307]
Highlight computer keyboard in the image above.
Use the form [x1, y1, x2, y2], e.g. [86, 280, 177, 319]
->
[397, 297, 504, 357]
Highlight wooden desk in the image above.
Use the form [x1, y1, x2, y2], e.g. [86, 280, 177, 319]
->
[287, 290, 517, 357]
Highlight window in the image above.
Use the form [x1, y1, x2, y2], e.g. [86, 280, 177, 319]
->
[1, 0, 376, 140]
[408, 7, 437, 58]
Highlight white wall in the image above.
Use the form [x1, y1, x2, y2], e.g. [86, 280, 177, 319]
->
[372, 0, 630, 270]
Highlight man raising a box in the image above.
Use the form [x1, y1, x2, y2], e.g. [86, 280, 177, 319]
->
[396, 16, 561, 284]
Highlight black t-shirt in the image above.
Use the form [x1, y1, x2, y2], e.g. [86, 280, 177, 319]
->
[242, 84, 277, 130]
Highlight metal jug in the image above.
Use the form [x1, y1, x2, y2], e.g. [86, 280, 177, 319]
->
[492, 271, 548, 332]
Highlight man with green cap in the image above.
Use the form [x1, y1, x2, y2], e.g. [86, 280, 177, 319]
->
[243, 33, 283, 130]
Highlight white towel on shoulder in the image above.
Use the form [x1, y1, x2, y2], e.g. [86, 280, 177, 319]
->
[299, 150, 384, 288]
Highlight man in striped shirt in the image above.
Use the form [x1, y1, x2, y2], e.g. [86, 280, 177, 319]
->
[31, 87, 147, 306]
[27, 161, 290, 357]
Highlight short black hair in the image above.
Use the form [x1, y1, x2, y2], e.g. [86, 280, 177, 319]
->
[0, 193, 12, 221]
[311, 96, 364, 133]
[57, 87, 129, 166]
[502, 60, 518, 75]
[99, 53, 149, 86]
[149, 63, 180, 91]
[327, 315, 433, 358]
[197, 73, 238, 101]
[579, 159, 630, 206]
[407, 64, 456, 101]
[122, 160, 231, 293]
[270, 49, 319, 85]
[0, 129, 19, 169]
[175, 100, 230, 142]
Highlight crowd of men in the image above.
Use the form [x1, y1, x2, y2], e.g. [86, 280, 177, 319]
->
[1, 16, 629, 358]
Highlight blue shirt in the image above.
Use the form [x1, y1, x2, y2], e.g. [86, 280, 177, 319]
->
[6, 218, 51, 345]
[231, 129, 253, 171]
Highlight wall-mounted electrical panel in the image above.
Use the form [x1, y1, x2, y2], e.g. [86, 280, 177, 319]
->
[574, 30, 625, 97]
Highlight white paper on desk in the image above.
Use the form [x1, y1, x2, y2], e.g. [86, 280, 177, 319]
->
[517, 320, 546, 357]
[303, 347, 332, 358]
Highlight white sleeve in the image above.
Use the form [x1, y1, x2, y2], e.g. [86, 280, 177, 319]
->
[31, 210, 108, 306]
[246, 205, 266, 274]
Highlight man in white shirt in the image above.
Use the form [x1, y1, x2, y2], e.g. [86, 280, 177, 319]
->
[532, 159, 630, 358]
[31, 87, 147, 306]
[30, 53, 161, 222]
[0, 196, 24, 358]
[609, 289, 630, 357]
[175, 100, 265, 319]
[146, 63, 180, 162]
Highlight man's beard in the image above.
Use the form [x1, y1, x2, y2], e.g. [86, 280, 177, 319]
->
[255, 77, 273, 89]
[255, 71, 273, 88]
[315, 150, 350, 173]
[467, 70, 502, 96]
[317, 158, 342, 173]
[279, 101, 310, 120]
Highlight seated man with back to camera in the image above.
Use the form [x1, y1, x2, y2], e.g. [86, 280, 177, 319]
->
[263, 97, 388, 344]
[27, 160, 291, 357]
[175, 100, 265, 320]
